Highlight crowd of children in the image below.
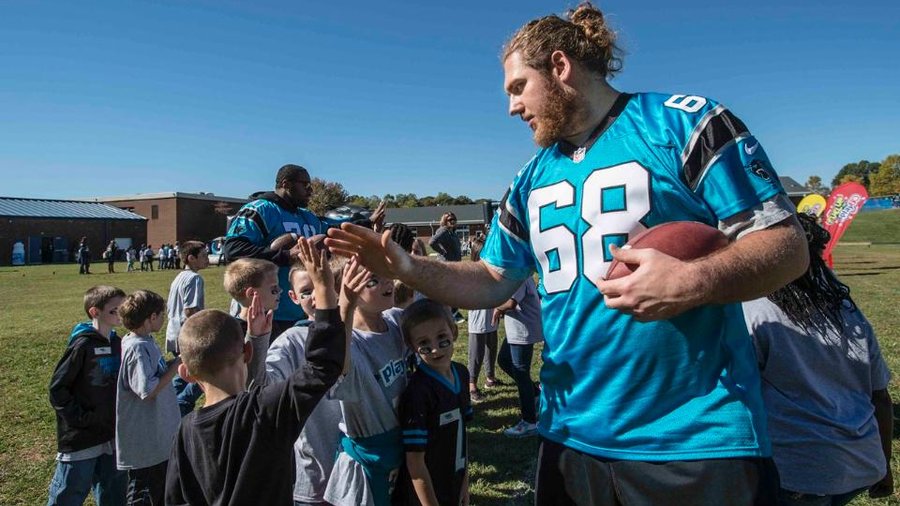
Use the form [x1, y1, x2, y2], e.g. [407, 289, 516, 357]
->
[46, 214, 894, 506]
[47, 230, 486, 506]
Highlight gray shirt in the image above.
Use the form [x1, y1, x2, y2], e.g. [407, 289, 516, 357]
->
[116, 334, 180, 469]
[743, 297, 891, 494]
[468, 308, 497, 334]
[166, 270, 205, 354]
[429, 227, 462, 262]
[324, 308, 408, 506]
[266, 325, 343, 503]
[503, 278, 543, 345]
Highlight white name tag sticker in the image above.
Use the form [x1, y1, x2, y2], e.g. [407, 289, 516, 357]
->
[439, 408, 461, 426]
[94, 347, 112, 356]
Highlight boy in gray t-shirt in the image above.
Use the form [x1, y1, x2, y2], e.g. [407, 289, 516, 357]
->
[116, 290, 181, 505]
[166, 240, 209, 416]
[324, 269, 410, 506]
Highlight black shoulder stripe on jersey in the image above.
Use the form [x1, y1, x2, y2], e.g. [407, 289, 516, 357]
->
[681, 109, 749, 190]
[498, 189, 528, 243]
[235, 207, 269, 238]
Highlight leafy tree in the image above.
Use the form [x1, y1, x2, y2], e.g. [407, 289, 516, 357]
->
[805, 175, 828, 195]
[307, 178, 348, 215]
[839, 174, 864, 185]
[395, 193, 419, 208]
[831, 160, 880, 189]
[869, 154, 900, 196]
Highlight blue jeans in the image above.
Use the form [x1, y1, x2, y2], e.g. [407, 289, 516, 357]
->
[173, 374, 203, 417]
[498, 341, 538, 423]
[47, 453, 126, 506]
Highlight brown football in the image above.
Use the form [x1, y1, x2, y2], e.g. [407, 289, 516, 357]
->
[605, 221, 729, 280]
[270, 233, 297, 251]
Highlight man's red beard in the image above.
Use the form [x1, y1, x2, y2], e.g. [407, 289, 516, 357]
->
[533, 76, 580, 148]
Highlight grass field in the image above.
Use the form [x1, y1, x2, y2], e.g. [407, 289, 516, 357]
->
[0, 242, 898, 505]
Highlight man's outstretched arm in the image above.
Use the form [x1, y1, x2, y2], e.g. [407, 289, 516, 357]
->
[326, 223, 521, 309]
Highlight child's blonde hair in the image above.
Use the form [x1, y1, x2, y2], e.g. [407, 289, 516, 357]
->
[224, 258, 278, 306]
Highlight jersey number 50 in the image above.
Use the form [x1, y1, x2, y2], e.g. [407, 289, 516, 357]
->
[528, 162, 651, 294]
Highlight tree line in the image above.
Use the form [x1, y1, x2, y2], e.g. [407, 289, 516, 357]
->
[807, 153, 900, 197]
[306, 179, 493, 215]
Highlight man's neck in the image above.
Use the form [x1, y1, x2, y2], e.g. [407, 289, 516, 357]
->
[562, 81, 621, 147]
[273, 189, 296, 209]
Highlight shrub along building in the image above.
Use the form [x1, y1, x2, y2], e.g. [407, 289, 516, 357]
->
[0, 197, 146, 265]
[93, 192, 248, 250]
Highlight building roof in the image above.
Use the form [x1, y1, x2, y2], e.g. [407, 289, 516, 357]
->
[385, 204, 492, 226]
[778, 176, 811, 197]
[91, 191, 248, 204]
[0, 197, 147, 220]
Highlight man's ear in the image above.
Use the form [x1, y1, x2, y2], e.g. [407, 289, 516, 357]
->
[550, 50, 573, 83]
[243, 341, 253, 364]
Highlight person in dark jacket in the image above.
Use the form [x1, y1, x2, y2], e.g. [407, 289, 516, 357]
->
[223, 164, 326, 338]
[47, 285, 127, 506]
[428, 212, 462, 262]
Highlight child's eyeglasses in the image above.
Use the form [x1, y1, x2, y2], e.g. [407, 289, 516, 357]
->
[416, 339, 452, 356]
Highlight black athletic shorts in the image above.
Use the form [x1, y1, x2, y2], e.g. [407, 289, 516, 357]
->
[534, 438, 779, 506]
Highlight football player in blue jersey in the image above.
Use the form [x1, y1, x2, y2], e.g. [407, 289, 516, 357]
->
[224, 164, 327, 339]
[327, 3, 809, 504]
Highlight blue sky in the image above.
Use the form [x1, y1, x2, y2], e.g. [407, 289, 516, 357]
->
[1, 0, 897, 202]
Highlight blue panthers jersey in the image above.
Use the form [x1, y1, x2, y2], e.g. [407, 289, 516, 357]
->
[226, 195, 325, 321]
[482, 92, 783, 460]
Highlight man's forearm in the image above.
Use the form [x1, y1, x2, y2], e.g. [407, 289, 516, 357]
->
[694, 217, 808, 305]
[400, 258, 519, 310]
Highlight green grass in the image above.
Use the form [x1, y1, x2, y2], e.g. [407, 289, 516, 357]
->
[1, 248, 898, 505]
[842, 209, 900, 244]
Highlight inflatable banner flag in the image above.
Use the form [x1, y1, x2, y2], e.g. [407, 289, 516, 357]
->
[821, 182, 868, 267]
[797, 194, 827, 217]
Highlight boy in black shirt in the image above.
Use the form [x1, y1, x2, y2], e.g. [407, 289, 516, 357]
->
[165, 238, 349, 505]
[396, 299, 473, 506]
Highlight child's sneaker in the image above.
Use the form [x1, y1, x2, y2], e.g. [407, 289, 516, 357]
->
[470, 390, 485, 404]
[503, 420, 537, 438]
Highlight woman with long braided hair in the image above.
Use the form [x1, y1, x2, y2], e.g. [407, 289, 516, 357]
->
[743, 213, 894, 505]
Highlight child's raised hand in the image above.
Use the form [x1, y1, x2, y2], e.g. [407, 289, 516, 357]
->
[340, 256, 370, 309]
[296, 237, 334, 293]
[247, 291, 273, 338]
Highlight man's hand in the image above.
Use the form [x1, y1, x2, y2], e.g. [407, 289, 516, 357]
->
[595, 245, 705, 322]
[247, 292, 273, 337]
[326, 223, 413, 280]
[869, 472, 894, 498]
